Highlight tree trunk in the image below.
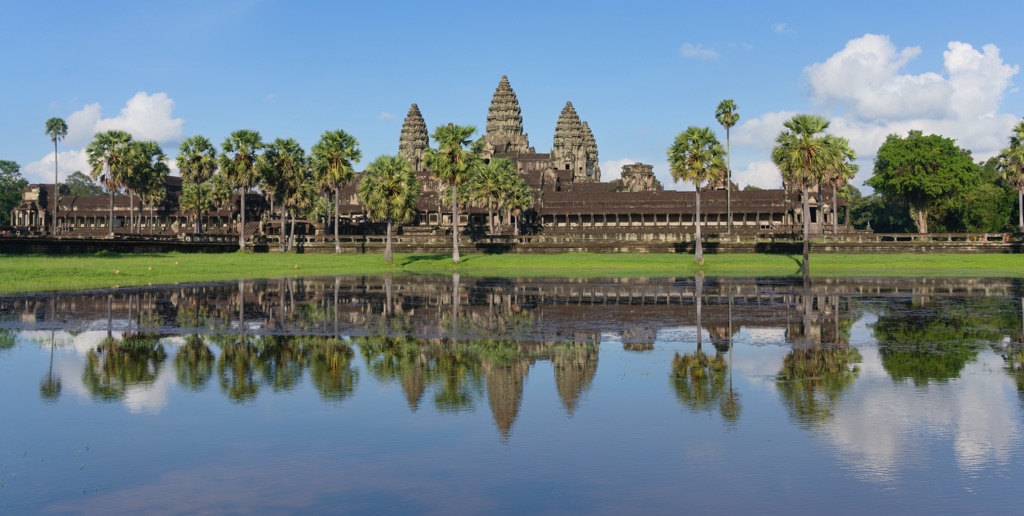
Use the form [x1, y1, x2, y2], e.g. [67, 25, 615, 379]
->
[694, 182, 703, 265]
[385, 219, 393, 264]
[239, 189, 246, 251]
[915, 207, 928, 234]
[335, 188, 341, 253]
[1018, 190, 1023, 233]
[802, 185, 811, 278]
[108, 188, 114, 237]
[451, 183, 460, 264]
[281, 206, 287, 252]
[289, 214, 296, 252]
[196, 180, 202, 234]
[488, 199, 494, 235]
[726, 128, 732, 235]
[53, 140, 59, 237]
[695, 271, 704, 353]
[832, 186, 838, 234]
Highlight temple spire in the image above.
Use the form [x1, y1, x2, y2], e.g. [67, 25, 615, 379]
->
[483, 75, 532, 157]
[398, 103, 428, 171]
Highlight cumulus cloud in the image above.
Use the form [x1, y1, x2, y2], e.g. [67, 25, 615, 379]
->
[378, 112, 395, 121]
[733, 160, 783, 190]
[733, 35, 1020, 189]
[599, 158, 635, 182]
[20, 92, 184, 184]
[680, 43, 719, 60]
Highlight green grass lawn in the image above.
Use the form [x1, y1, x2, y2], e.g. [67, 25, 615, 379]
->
[1, 251, 1023, 294]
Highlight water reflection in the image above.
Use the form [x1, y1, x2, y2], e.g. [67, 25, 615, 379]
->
[3, 275, 1024, 511]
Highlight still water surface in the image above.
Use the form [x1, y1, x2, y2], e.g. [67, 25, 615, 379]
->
[2, 275, 1023, 514]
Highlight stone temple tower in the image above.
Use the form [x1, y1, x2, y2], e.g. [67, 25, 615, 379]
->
[483, 75, 533, 158]
[399, 103, 429, 171]
[551, 101, 599, 182]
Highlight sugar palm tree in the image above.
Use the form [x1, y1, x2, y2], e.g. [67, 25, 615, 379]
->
[311, 130, 361, 253]
[820, 135, 858, 234]
[86, 130, 133, 235]
[470, 157, 516, 235]
[45, 117, 68, 235]
[1000, 119, 1024, 232]
[771, 114, 831, 277]
[260, 138, 307, 251]
[177, 135, 218, 234]
[359, 155, 420, 264]
[715, 100, 739, 234]
[219, 130, 264, 251]
[124, 140, 168, 233]
[424, 123, 477, 264]
[668, 126, 726, 265]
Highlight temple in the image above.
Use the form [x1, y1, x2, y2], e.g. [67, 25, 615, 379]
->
[6, 75, 850, 245]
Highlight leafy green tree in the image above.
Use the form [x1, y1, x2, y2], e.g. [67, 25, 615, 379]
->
[219, 130, 264, 250]
[425, 123, 478, 264]
[668, 126, 726, 265]
[1000, 119, 1024, 232]
[124, 140, 169, 233]
[45, 117, 68, 234]
[715, 100, 739, 233]
[866, 130, 980, 234]
[358, 155, 420, 263]
[260, 138, 307, 251]
[771, 114, 831, 274]
[86, 130, 133, 234]
[283, 159, 317, 252]
[64, 171, 103, 196]
[310, 130, 361, 253]
[469, 157, 517, 235]
[776, 346, 862, 427]
[177, 135, 218, 234]
[0, 160, 26, 226]
[820, 135, 858, 233]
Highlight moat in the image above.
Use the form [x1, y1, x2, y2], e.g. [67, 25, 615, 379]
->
[2, 275, 1023, 513]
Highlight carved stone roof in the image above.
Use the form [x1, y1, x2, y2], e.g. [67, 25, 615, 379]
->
[399, 103, 428, 171]
[484, 76, 531, 155]
[552, 101, 584, 154]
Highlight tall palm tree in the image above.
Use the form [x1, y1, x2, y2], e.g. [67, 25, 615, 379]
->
[45, 117, 68, 235]
[1000, 119, 1024, 232]
[715, 100, 739, 234]
[124, 140, 168, 233]
[668, 126, 726, 265]
[470, 157, 515, 235]
[311, 130, 361, 253]
[424, 123, 477, 264]
[820, 135, 858, 234]
[177, 135, 218, 234]
[86, 130, 133, 235]
[771, 114, 831, 277]
[358, 155, 420, 264]
[260, 138, 307, 251]
[219, 130, 264, 251]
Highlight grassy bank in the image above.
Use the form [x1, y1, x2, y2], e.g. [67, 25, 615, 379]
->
[2, 251, 1024, 294]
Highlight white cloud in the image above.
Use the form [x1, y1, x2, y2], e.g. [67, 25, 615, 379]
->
[680, 43, 719, 60]
[733, 160, 783, 190]
[772, 23, 793, 35]
[599, 158, 635, 182]
[733, 35, 1020, 191]
[378, 112, 395, 122]
[20, 92, 184, 184]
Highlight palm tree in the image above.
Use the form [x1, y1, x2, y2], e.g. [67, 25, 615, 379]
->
[771, 114, 831, 277]
[424, 123, 477, 264]
[219, 130, 264, 251]
[283, 166, 317, 252]
[668, 126, 726, 265]
[177, 136, 218, 234]
[820, 135, 858, 234]
[310, 130, 361, 253]
[358, 155, 420, 264]
[45, 117, 68, 235]
[86, 130, 133, 235]
[124, 141, 168, 233]
[470, 157, 516, 235]
[1000, 119, 1024, 232]
[715, 100, 739, 234]
[260, 138, 307, 251]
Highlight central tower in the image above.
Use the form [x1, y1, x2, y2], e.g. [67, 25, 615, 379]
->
[483, 75, 533, 158]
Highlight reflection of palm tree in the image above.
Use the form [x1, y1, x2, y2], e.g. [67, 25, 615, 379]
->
[308, 338, 359, 403]
[174, 334, 214, 391]
[359, 336, 432, 411]
[216, 336, 260, 403]
[776, 346, 861, 427]
[671, 349, 727, 413]
[255, 336, 306, 392]
[82, 334, 167, 401]
[40, 330, 62, 402]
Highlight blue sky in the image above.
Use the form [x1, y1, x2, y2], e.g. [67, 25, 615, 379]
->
[3, 0, 1023, 193]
